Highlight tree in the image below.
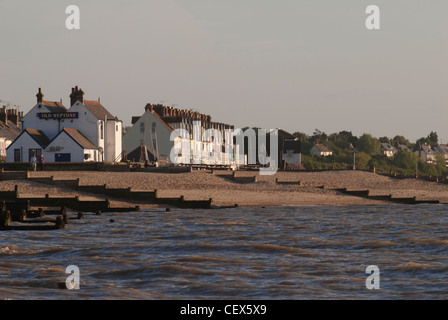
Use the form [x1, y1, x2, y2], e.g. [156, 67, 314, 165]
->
[416, 131, 438, 147]
[393, 150, 418, 171]
[312, 128, 327, 142]
[368, 154, 391, 173]
[293, 131, 309, 142]
[379, 136, 390, 143]
[434, 152, 446, 176]
[428, 131, 438, 146]
[358, 134, 381, 155]
[354, 152, 371, 170]
[293, 132, 311, 155]
[392, 135, 411, 147]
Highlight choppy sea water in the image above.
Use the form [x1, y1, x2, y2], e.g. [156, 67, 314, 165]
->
[1, 204, 448, 300]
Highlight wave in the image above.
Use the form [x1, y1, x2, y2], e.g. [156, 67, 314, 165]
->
[408, 238, 448, 246]
[0, 245, 38, 256]
[394, 261, 436, 271]
[354, 240, 397, 249]
[247, 243, 313, 256]
[176, 255, 247, 265]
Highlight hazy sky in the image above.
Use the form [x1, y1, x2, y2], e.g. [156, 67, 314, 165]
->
[0, 0, 447, 142]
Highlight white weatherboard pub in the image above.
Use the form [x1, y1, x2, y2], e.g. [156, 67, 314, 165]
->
[6, 87, 122, 163]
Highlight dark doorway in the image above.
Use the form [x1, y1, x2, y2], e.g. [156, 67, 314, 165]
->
[55, 153, 71, 162]
[14, 149, 21, 162]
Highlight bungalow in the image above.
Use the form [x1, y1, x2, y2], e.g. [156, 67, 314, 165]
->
[310, 143, 332, 157]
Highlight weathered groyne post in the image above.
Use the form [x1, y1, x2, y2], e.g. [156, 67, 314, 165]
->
[55, 216, 65, 229]
[0, 211, 11, 227]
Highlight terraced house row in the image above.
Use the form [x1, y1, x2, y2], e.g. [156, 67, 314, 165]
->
[1, 87, 302, 170]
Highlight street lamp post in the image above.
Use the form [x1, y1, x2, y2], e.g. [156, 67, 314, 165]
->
[416, 157, 418, 178]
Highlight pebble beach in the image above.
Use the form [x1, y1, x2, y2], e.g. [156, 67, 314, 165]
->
[0, 170, 446, 207]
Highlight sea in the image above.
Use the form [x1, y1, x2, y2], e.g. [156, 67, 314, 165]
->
[1, 204, 448, 301]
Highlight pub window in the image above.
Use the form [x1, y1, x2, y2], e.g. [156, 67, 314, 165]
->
[140, 122, 145, 133]
[28, 148, 42, 162]
[14, 149, 21, 163]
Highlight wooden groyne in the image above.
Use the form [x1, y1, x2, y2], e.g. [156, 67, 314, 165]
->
[0, 185, 142, 231]
[26, 176, 213, 209]
[275, 178, 302, 186]
[0, 187, 140, 213]
[212, 171, 258, 184]
[322, 186, 440, 205]
[0, 206, 67, 231]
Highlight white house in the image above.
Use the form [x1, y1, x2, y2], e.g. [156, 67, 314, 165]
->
[123, 103, 235, 165]
[6, 128, 49, 163]
[63, 87, 122, 162]
[6, 87, 122, 163]
[381, 143, 398, 158]
[46, 128, 98, 162]
[415, 144, 436, 164]
[310, 144, 332, 156]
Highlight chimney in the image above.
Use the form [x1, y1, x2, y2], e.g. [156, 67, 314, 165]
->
[7, 108, 19, 126]
[70, 86, 84, 106]
[0, 106, 6, 125]
[36, 88, 44, 103]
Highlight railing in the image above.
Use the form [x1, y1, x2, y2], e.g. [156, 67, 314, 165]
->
[114, 150, 127, 163]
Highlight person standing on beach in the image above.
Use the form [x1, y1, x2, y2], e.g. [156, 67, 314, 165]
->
[30, 154, 37, 171]
[39, 154, 45, 171]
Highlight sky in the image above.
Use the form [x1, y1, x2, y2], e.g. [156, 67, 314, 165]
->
[0, 0, 447, 142]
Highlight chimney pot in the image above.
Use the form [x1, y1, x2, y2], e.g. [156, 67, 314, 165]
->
[70, 86, 84, 106]
[36, 88, 44, 103]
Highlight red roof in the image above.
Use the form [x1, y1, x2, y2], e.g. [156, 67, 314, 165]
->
[83, 100, 115, 120]
[314, 144, 332, 152]
[42, 101, 67, 113]
[61, 128, 98, 149]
